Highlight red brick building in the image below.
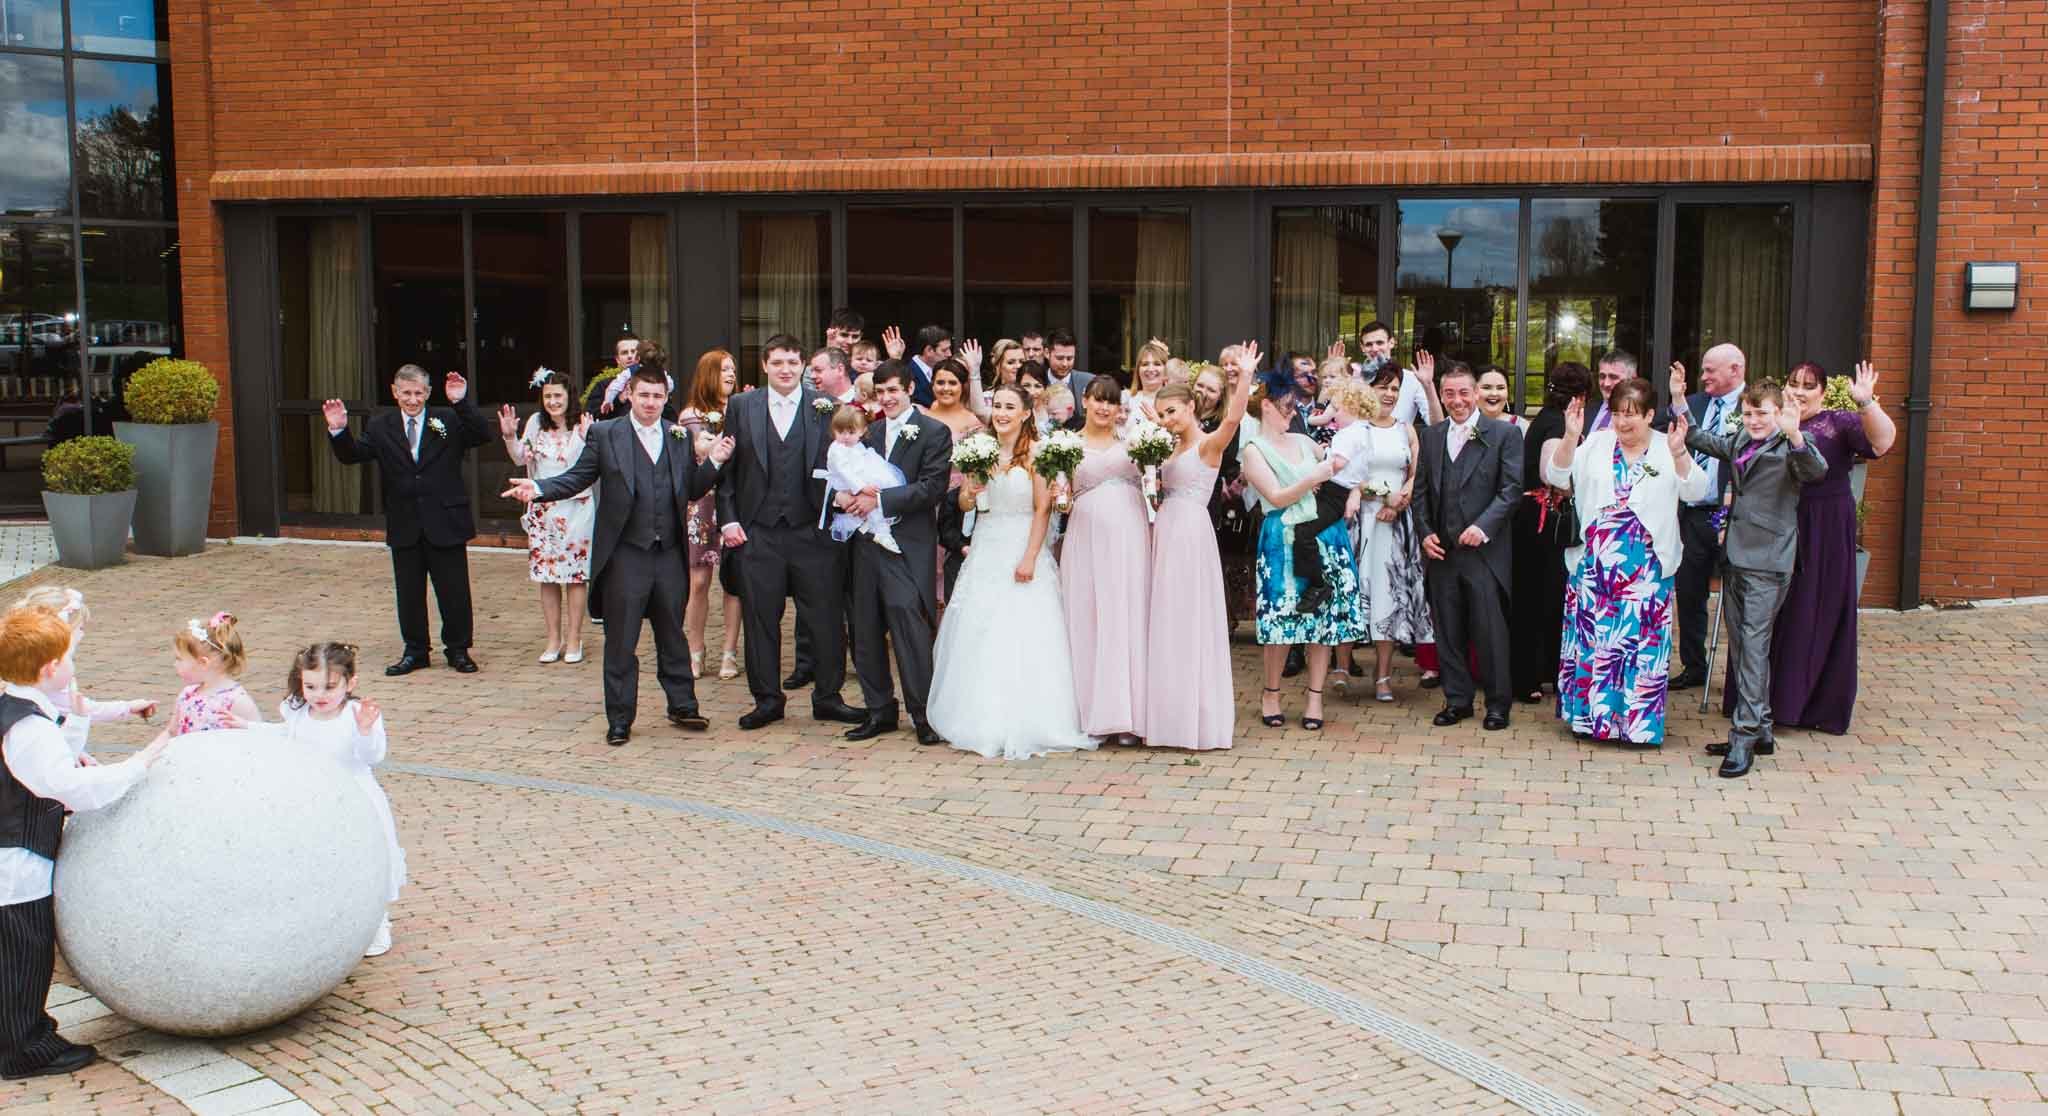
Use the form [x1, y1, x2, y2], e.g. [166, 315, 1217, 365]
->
[102, 1, 2048, 603]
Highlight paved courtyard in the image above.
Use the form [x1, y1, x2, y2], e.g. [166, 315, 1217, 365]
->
[4, 539, 2046, 1115]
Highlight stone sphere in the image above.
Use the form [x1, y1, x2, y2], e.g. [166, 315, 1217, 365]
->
[55, 728, 390, 1037]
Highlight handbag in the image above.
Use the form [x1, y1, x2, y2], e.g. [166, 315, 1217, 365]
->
[1541, 489, 1582, 549]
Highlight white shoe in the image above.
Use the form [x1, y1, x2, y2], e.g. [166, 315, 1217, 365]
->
[691, 651, 704, 677]
[538, 648, 561, 664]
[563, 645, 584, 664]
[364, 916, 392, 958]
[718, 651, 739, 680]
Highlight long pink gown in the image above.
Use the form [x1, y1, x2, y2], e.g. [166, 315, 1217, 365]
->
[1061, 442, 1150, 737]
[1142, 450, 1234, 749]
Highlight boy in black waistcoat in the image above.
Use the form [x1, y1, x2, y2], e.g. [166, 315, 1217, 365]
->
[0, 606, 168, 1079]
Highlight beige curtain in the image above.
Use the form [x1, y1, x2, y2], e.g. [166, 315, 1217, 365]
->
[308, 219, 362, 515]
[1272, 210, 1339, 358]
[628, 215, 669, 347]
[1699, 208, 1790, 380]
[1134, 214, 1191, 357]
[756, 215, 821, 348]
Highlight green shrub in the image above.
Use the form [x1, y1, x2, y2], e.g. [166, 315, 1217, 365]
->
[125, 358, 220, 424]
[1822, 376, 1858, 412]
[583, 366, 624, 412]
[43, 436, 136, 495]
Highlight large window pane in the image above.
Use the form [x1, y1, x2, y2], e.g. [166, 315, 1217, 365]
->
[82, 225, 177, 401]
[71, 0, 166, 57]
[373, 214, 463, 382]
[1395, 198, 1517, 370]
[846, 205, 950, 350]
[1090, 206, 1190, 379]
[0, 55, 71, 216]
[73, 60, 172, 221]
[963, 204, 1069, 352]
[472, 212, 568, 524]
[1271, 205, 1377, 362]
[1525, 199, 1655, 409]
[1, 0, 61, 49]
[0, 222, 76, 387]
[1674, 203, 1793, 386]
[580, 212, 668, 379]
[282, 410, 373, 519]
[279, 216, 365, 516]
[739, 211, 829, 380]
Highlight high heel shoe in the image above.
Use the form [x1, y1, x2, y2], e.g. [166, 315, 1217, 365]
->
[1374, 676, 1395, 703]
[691, 651, 704, 678]
[537, 647, 561, 664]
[1260, 687, 1285, 728]
[563, 645, 584, 664]
[1302, 687, 1324, 731]
[718, 651, 739, 680]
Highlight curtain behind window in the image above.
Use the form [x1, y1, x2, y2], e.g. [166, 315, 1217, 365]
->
[1271, 211, 1339, 358]
[308, 218, 362, 514]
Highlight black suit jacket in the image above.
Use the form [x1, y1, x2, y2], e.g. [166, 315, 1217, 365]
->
[1414, 415, 1524, 593]
[715, 386, 833, 532]
[535, 416, 722, 594]
[328, 395, 494, 547]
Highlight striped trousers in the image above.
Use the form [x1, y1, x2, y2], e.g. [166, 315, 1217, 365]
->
[0, 897, 66, 1076]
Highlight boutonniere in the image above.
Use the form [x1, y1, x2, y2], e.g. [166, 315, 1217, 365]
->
[669, 424, 690, 440]
[899, 424, 920, 442]
[426, 417, 447, 437]
[1641, 463, 1660, 477]
[1721, 408, 1741, 434]
[812, 398, 834, 414]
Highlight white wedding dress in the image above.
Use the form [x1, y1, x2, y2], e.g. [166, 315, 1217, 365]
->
[928, 466, 1097, 761]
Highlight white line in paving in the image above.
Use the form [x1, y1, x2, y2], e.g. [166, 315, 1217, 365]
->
[44, 982, 319, 1114]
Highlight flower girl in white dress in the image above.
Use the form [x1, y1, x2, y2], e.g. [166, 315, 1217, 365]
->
[927, 384, 1095, 761]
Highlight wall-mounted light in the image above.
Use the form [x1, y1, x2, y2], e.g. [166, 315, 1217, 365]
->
[1964, 262, 2019, 311]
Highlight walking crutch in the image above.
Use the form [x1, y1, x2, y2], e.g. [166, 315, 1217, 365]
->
[1699, 561, 1727, 714]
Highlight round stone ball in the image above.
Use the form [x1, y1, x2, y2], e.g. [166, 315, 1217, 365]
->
[55, 728, 391, 1037]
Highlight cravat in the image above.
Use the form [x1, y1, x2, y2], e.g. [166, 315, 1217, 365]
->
[406, 416, 419, 461]
[886, 417, 905, 457]
[1449, 423, 1469, 462]
[772, 394, 795, 439]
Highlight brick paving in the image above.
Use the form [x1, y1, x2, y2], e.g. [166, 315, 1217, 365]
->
[3, 541, 2046, 1114]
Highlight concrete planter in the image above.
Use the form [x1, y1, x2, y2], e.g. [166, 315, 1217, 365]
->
[115, 421, 218, 557]
[43, 490, 135, 570]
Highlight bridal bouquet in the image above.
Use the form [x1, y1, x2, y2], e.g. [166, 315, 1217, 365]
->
[953, 432, 1002, 511]
[1360, 478, 1396, 502]
[1125, 419, 1176, 522]
[1034, 429, 1084, 512]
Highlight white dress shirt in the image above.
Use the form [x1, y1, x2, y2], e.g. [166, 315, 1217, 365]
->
[884, 410, 911, 458]
[630, 414, 665, 464]
[1, 683, 152, 904]
[1445, 411, 1481, 461]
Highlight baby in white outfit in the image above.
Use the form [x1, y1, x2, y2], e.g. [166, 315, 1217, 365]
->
[825, 405, 904, 553]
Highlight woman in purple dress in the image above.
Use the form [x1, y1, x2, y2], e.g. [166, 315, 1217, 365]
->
[1061, 376, 1152, 745]
[1730, 360, 1896, 733]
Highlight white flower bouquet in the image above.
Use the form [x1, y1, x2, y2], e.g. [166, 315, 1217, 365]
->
[952, 432, 1002, 510]
[1125, 419, 1177, 521]
[1034, 429, 1085, 512]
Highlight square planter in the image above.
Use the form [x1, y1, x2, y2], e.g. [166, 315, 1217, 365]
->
[43, 490, 136, 570]
[114, 421, 218, 557]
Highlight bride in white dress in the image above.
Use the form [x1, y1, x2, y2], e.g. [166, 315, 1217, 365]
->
[928, 384, 1096, 761]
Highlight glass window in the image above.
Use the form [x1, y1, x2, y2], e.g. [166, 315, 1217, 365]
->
[282, 409, 372, 519]
[1525, 199, 1655, 409]
[0, 0, 62, 49]
[70, 0, 166, 57]
[0, 223, 76, 391]
[1090, 206, 1190, 379]
[82, 225, 177, 398]
[471, 212, 568, 524]
[738, 210, 829, 379]
[372, 214, 464, 381]
[1271, 205, 1377, 363]
[278, 215, 361, 404]
[580, 212, 669, 379]
[1395, 198, 1518, 370]
[0, 55, 71, 215]
[963, 204, 1070, 352]
[73, 60, 172, 221]
[846, 205, 950, 348]
[1673, 203, 1793, 386]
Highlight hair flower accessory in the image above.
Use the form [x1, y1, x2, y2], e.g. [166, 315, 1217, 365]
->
[56, 588, 84, 624]
[209, 610, 232, 627]
[530, 366, 557, 389]
[186, 617, 225, 651]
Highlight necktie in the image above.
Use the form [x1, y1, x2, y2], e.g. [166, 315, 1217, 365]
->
[406, 415, 419, 460]
[773, 396, 794, 439]
[1449, 423, 1469, 462]
[1692, 398, 1722, 497]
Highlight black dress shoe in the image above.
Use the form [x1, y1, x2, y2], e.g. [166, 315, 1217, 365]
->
[915, 723, 946, 746]
[667, 708, 708, 732]
[782, 669, 814, 690]
[1669, 670, 1706, 691]
[845, 712, 900, 742]
[3, 1042, 96, 1080]
[1717, 741, 1754, 778]
[1483, 710, 1510, 731]
[445, 650, 479, 673]
[737, 705, 785, 731]
[1432, 705, 1473, 727]
[1705, 739, 1774, 757]
[385, 654, 430, 677]
[811, 697, 865, 725]
[605, 726, 630, 746]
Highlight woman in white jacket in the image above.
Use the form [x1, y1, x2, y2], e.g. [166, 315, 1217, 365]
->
[1543, 378, 1706, 745]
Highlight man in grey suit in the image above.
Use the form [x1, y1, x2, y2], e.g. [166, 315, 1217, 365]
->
[1414, 365, 1525, 731]
[503, 366, 733, 746]
[836, 363, 954, 745]
[1680, 380, 1825, 778]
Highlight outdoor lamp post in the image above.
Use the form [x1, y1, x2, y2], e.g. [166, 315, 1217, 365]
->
[1437, 229, 1464, 288]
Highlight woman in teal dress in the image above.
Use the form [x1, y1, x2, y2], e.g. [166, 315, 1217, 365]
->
[1238, 369, 1365, 731]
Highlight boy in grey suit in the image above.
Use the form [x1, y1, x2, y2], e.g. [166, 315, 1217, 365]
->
[1681, 381, 1826, 778]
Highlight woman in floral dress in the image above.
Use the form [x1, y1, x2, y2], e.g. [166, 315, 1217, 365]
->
[498, 369, 594, 663]
[678, 349, 743, 680]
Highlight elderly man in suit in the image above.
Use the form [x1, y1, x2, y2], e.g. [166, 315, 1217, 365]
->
[503, 366, 735, 745]
[1669, 344, 1748, 689]
[1679, 379, 1825, 778]
[324, 365, 495, 676]
[1413, 364, 1525, 731]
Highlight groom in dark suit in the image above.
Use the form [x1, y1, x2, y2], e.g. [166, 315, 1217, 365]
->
[323, 365, 494, 676]
[1414, 364, 1524, 731]
[503, 366, 734, 745]
[716, 333, 866, 731]
[837, 362, 953, 745]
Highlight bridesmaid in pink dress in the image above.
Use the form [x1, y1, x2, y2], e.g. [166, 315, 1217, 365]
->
[1060, 376, 1151, 744]
[1142, 344, 1259, 750]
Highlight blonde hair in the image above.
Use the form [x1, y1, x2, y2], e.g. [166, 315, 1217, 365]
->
[1317, 357, 1353, 400]
[0, 606, 71, 685]
[1042, 385, 1074, 410]
[854, 373, 876, 402]
[1331, 380, 1380, 421]
[14, 586, 86, 631]
[174, 611, 247, 676]
[1217, 343, 1248, 369]
[830, 404, 870, 436]
[1135, 341, 1172, 388]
